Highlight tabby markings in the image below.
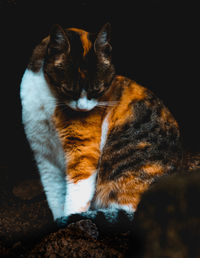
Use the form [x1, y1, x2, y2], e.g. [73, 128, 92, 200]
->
[94, 172, 149, 210]
[160, 107, 179, 129]
[136, 142, 151, 149]
[141, 162, 164, 175]
[108, 82, 147, 130]
[53, 105, 103, 184]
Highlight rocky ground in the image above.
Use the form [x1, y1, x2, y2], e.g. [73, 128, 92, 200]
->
[0, 166, 130, 257]
[0, 152, 200, 257]
[0, 166, 55, 257]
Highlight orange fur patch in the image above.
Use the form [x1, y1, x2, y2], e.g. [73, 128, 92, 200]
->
[108, 81, 147, 129]
[95, 172, 151, 210]
[53, 107, 105, 183]
[78, 67, 86, 79]
[136, 141, 151, 148]
[160, 107, 179, 129]
[68, 28, 92, 56]
[141, 162, 164, 175]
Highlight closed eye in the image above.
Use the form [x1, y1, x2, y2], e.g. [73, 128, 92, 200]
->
[88, 89, 105, 99]
[55, 66, 65, 73]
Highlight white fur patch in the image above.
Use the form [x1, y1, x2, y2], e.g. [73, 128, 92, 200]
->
[109, 202, 135, 213]
[102, 205, 134, 222]
[67, 90, 98, 111]
[64, 172, 97, 217]
[20, 69, 66, 220]
[100, 112, 110, 151]
[74, 207, 134, 223]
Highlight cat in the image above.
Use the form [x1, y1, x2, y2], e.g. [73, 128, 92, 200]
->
[20, 23, 182, 230]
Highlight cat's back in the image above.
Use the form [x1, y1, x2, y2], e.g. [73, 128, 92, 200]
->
[106, 74, 179, 136]
[97, 75, 182, 189]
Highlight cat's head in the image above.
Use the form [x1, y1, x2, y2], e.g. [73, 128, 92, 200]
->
[43, 23, 115, 112]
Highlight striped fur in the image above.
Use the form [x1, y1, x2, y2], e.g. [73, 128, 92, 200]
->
[20, 23, 182, 231]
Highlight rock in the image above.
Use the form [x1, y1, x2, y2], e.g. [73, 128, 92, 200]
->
[28, 219, 129, 257]
[128, 169, 200, 258]
[67, 219, 99, 240]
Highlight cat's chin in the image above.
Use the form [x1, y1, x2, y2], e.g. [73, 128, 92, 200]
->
[70, 107, 94, 112]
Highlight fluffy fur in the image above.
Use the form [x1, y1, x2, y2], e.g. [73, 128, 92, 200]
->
[20, 23, 182, 229]
[20, 69, 66, 219]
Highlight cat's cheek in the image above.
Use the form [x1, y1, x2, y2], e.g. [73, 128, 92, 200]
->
[66, 100, 77, 110]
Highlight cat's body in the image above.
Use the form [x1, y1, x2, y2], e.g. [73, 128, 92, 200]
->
[20, 24, 182, 227]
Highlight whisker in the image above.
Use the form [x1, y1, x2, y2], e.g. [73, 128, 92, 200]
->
[97, 101, 118, 107]
[96, 105, 107, 109]
[56, 103, 66, 107]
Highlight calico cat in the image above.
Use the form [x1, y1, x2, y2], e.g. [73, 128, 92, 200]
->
[20, 23, 182, 229]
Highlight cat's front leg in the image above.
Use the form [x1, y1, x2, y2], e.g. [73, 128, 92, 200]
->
[64, 171, 97, 218]
[56, 165, 97, 228]
[37, 159, 66, 220]
[52, 107, 103, 223]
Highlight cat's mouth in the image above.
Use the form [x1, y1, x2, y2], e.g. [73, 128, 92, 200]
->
[65, 89, 98, 112]
[66, 99, 98, 112]
[69, 106, 94, 112]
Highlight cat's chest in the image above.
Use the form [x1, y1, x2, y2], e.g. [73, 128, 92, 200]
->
[52, 106, 106, 154]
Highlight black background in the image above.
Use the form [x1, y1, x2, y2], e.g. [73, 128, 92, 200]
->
[0, 0, 199, 177]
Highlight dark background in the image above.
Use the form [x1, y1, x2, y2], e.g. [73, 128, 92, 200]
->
[0, 0, 199, 178]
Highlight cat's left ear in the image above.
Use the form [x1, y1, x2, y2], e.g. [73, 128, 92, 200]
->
[94, 23, 112, 52]
[48, 24, 70, 55]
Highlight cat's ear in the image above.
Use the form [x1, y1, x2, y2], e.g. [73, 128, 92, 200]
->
[94, 23, 112, 52]
[48, 24, 70, 55]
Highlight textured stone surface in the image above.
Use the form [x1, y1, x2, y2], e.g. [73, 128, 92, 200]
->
[0, 167, 129, 257]
[1, 154, 200, 257]
[28, 220, 129, 258]
[128, 169, 200, 258]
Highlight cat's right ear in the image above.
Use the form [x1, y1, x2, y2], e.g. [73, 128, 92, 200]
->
[48, 24, 70, 55]
[94, 23, 112, 52]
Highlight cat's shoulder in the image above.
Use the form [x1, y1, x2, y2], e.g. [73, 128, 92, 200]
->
[113, 75, 150, 93]
[111, 75, 155, 102]
[111, 75, 179, 130]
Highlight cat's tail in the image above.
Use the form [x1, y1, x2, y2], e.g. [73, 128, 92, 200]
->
[56, 208, 134, 234]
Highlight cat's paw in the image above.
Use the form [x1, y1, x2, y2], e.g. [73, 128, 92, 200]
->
[67, 213, 86, 225]
[55, 216, 69, 228]
[55, 213, 85, 229]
